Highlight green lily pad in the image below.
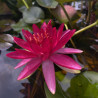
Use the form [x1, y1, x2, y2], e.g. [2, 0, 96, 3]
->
[11, 19, 32, 32]
[23, 6, 45, 24]
[55, 71, 65, 81]
[36, 0, 58, 8]
[55, 0, 75, 3]
[45, 71, 98, 98]
[66, 71, 98, 98]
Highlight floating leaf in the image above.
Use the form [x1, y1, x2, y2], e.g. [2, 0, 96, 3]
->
[55, 0, 75, 3]
[23, 6, 45, 24]
[55, 71, 65, 81]
[66, 71, 98, 98]
[36, 0, 58, 8]
[11, 19, 32, 32]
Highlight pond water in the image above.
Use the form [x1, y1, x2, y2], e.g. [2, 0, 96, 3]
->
[0, 51, 28, 98]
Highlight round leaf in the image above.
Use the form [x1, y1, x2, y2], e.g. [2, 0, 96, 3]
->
[36, 0, 58, 8]
[56, 0, 75, 3]
[66, 71, 98, 98]
[23, 6, 45, 24]
[11, 19, 32, 32]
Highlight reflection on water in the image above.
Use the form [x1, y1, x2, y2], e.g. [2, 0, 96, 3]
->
[59, 73, 74, 91]
[0, 51, 28, 98]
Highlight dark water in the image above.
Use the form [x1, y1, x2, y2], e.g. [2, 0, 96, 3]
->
[0, 51, 28, 98]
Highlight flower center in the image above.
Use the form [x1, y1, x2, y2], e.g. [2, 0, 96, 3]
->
[33, 31, 49, 45]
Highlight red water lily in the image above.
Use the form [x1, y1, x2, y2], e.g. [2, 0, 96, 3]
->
[7, 20, 82, 94]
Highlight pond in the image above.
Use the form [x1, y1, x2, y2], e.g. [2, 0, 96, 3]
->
[0, 51, 28, 98]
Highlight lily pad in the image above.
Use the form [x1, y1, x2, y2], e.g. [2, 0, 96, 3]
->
[46, 71, 98, 98]
[36, 0, 58, 8]
[23, 6, 45, 24]
[11, 19, 32, 32]
[66, 71, 98, 98]
[55, 0, 75, 3]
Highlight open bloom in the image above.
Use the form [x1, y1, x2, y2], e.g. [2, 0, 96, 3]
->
[7, 20, 82, 94]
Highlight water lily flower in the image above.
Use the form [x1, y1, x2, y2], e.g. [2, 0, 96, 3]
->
[6, 20, 83, 94]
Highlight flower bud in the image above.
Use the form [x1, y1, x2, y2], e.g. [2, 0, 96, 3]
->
[51, 5, 77, 23]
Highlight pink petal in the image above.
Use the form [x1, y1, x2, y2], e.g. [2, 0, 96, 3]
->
[42, 38, 51, 53]
[55, 48, 83, 54]
[15, 48, 36, 55]
[46, 21, 53, 36]
[22, 29, 42, 53]
[50, 54, 82, 70]
[45, 20, 53, 36]
[15, 58, 32, 69]
[57, 23, 64, 41]
[51, 27, 57, 48]
[30, 43, 43, 54]
[41, 22, 47, 31]
[22, 29, 35, 43]
[42, 28, 57, 52]
[14, 37, 32, 51]
[32, 24, 40, 34]
[42, 59, 56, 94]
[18, 57, 41, 80]
[6, 49, 36, 59]
[47, 20, 52, 27]
[53, 30, 75, 52]
[57, 65, 81, 73]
